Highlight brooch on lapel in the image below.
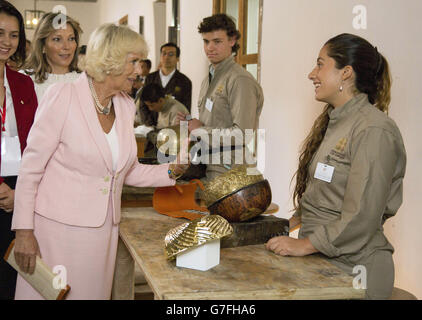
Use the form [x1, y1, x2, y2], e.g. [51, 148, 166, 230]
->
[174, 86, 181, 93]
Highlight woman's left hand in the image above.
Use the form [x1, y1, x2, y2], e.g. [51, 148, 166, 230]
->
[265, 236, 318, 257]
[0, 183, 14, 213]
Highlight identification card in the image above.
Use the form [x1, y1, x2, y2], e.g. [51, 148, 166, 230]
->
[314, 162, 334, 183]
[205, 98, 214, 112]
[1, 136, 21, 176]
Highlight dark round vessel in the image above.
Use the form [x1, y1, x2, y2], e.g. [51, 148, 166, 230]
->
[207, 180, 272, 222]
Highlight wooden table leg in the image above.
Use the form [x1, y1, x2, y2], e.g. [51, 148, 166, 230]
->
[111, 237, 135, 300]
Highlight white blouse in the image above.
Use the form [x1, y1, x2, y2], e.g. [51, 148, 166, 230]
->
[30, 71, 80, 102]
[3, 66, 18, 137]
[159, 69, 176, 88]
[104, 121, 119, 173]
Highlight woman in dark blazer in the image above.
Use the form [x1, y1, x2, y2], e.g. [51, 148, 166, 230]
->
[0, 1, 37, 300]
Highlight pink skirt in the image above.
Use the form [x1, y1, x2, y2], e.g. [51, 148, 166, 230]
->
[15, 194, 119, 300]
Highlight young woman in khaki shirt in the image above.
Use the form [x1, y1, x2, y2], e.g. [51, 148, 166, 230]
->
[266, 33, 406, 300]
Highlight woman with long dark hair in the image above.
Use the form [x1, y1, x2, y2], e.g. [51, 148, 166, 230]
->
[0, 0, 37, 300]
[266, 33, 406, 299]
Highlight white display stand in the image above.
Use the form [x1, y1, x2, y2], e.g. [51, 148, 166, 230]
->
[176, 239, 220, 271]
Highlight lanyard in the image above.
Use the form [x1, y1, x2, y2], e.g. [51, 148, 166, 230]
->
[0, 89, 5, 132]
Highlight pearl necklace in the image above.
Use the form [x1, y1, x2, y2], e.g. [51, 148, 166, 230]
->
[88, 76, 112, 115]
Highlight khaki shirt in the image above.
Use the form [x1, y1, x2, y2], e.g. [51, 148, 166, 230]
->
[297, 94, 406, 268]
[196, 56, 264, 179]
[147, 96, 188, 147]
[156, 96, 189, 129]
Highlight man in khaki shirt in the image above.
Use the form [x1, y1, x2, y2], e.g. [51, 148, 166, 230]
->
[142, 83, 188, 129]
[141, 83, 189, 156]
[178, 14, 264, 181]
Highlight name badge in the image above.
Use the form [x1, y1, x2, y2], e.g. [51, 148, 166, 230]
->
[205, 98, 214, 112]
[314, 162, 334, 183]
[1, 136, 21, 176]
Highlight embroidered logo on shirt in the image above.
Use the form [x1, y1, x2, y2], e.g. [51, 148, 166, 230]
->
[215, 84, 224, 95]
[335, 138, 347, 153]
[330, 137, 348, 159]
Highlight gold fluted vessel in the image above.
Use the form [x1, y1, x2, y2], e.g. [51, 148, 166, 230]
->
[164, 215, 233, 260]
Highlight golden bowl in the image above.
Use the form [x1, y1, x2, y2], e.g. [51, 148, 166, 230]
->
[202, 165, 264, 207]
[202, 165, 272, 222]
[207, 179, 272, 222]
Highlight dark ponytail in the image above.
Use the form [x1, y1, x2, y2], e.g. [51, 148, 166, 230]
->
[374, 52, 391, 113]
[325, 33, 391, 113]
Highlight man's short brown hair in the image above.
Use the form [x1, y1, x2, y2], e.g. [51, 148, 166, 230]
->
[198, 14, 241, 54]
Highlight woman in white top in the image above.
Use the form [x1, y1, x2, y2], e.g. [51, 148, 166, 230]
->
[24, 12, 82, 101]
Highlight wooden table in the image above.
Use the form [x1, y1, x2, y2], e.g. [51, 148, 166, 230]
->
[121, 185, 155, 208]
[135, 135, 146, 158]
[116, 207, 366, 300]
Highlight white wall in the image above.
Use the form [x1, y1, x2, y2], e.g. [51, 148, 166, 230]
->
[13, 0, 199, 95]
[12, 0, 160, 67]
[12, 0, 100, 45]
[97, 0, 160, 69]
[179, 0, 212, 118]
[153, 1, 166, 68]
[165, 0, 173, 42]
[260, 0, 422, 298]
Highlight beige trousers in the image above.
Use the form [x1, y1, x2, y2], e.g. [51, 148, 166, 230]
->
[328, 250, 394, 300]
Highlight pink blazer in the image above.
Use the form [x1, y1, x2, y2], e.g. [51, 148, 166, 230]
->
[12, 72, 174, 229]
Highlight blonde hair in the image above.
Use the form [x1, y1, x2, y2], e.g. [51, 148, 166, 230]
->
[24, 12, 82, 83]
[84, 23, 148, 82]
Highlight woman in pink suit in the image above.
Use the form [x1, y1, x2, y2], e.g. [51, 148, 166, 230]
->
[0, 1, 38, 300]
[12, 23, 187, 300]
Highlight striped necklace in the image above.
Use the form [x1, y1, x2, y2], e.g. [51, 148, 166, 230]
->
[88, 76, 112, 115]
